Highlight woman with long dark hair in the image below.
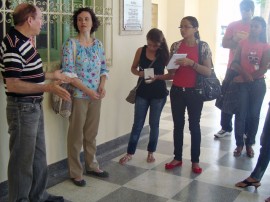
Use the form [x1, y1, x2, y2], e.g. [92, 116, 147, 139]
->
[119, 28, 170, 165]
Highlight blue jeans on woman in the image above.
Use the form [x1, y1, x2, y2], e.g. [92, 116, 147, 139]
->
[251, 102, 270, 181]
[234, 79, 266, 147]
[170, 86, 203, 163]
[127, 96, 166, 154]
[6, 97, 48, 202]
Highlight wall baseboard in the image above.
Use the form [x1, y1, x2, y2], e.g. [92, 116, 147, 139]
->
[0, 126, 149, 200]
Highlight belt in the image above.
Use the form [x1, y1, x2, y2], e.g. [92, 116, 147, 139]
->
[7, 96, 43, 103]
[172, 85, 195, 92]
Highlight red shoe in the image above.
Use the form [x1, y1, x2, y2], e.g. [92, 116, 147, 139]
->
[165, 161, 182, 170]
[192, 166, 202, 174]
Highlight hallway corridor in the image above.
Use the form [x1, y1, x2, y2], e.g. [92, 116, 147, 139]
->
[46, 89, 270, 202]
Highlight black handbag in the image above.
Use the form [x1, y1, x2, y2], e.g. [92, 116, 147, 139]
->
[195, 41, 221, 101]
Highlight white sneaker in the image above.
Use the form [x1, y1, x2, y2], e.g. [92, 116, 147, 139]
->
[214, 129, 231, 138]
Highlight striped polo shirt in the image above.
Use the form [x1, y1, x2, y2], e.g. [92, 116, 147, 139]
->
[0, 27, 45, 97]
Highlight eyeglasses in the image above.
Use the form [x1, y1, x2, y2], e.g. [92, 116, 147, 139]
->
[178, 26, 194, 30]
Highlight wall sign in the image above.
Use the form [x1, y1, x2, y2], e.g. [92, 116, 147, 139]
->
[120, 0, 143, 35]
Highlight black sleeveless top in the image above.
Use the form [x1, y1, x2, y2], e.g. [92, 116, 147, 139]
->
[136, 45, 168, 99]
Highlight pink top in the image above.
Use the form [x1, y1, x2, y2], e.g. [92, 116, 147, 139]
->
[239, 39, 270, 75]
[224, 20, 250, 68]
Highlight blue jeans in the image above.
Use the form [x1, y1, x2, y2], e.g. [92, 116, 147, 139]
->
[221, 111, 233, 132]
[251, 102, 270, 181]
[6, 97, 48, 202]
[170, 86, 203, 163]
[127, 96, 166, 154]
[234, 79, 266, 146]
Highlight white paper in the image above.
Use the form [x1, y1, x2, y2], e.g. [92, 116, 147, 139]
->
[167, 54, 187, 69]
[144, 68, 154, 80]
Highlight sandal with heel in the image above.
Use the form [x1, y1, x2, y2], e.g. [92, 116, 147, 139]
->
[119, 154, 132, 165]
[235, 179, 261, 189]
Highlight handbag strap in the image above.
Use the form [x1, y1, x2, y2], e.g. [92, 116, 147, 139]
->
[60, 39, 77, 69]
[135, 55, 159, 90]
[70, 38, 77, 65]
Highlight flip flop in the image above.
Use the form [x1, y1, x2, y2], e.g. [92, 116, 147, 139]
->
[147, 153, 155, 163]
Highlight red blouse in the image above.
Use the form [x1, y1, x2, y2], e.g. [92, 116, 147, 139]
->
[173, 42, 199, 88]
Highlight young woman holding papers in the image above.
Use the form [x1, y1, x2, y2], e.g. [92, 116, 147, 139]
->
[165, 16, 212, 174]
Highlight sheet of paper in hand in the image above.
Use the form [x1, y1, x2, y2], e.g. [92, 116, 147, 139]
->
[144, 68, 154, 81]
[167, 54, 187, 69]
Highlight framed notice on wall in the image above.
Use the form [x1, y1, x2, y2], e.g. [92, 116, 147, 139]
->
[120, 0, 143, 35]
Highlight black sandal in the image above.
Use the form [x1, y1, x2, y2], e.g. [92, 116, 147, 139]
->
[235, 179, 261, 189]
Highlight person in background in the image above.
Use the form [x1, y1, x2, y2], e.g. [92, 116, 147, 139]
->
[214, 0, 254, 138]
[0, 3, 70, 202]
[235, 101, 270, 202]
[61, 7, 109, 187]
[119, 28, 170, 165]
[231, 16, 270, 158]
[164, 16, 212, 174]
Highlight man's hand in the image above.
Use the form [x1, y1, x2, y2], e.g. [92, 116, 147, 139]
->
[233, 31, 249, 42]
[48, 81, 71, 101]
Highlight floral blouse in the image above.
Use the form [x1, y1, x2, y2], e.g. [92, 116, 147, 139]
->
[62, 38, 109, 99]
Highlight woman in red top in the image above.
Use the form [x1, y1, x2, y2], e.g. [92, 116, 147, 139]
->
[165, 16, 212, 174]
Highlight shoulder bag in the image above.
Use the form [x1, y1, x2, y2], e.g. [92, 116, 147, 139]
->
[195, 41, 221, 101]
[52, 38, 77, 117]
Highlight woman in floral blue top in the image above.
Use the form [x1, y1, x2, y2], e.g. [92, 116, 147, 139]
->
[61, 7, 109, 187]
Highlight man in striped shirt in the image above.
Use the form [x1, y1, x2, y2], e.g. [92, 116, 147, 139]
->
[0, 3, 70, 202]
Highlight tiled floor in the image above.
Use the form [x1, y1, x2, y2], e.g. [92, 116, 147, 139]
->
[47, 89, 270, 202]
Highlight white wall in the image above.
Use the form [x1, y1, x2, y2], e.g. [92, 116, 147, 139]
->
[151, 0, 168, 37]
[167, 0, 185, 47]
[165, 0, 218, 63]
[198, 0, 219, 64]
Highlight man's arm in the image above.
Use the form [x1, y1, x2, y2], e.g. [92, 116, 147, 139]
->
[5, 78, 71, 101]
[222, 31, 248, 50]
[45, 70, 71, 82]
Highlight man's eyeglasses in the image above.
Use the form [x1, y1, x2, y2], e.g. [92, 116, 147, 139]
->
[178, 26, 194, 30]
